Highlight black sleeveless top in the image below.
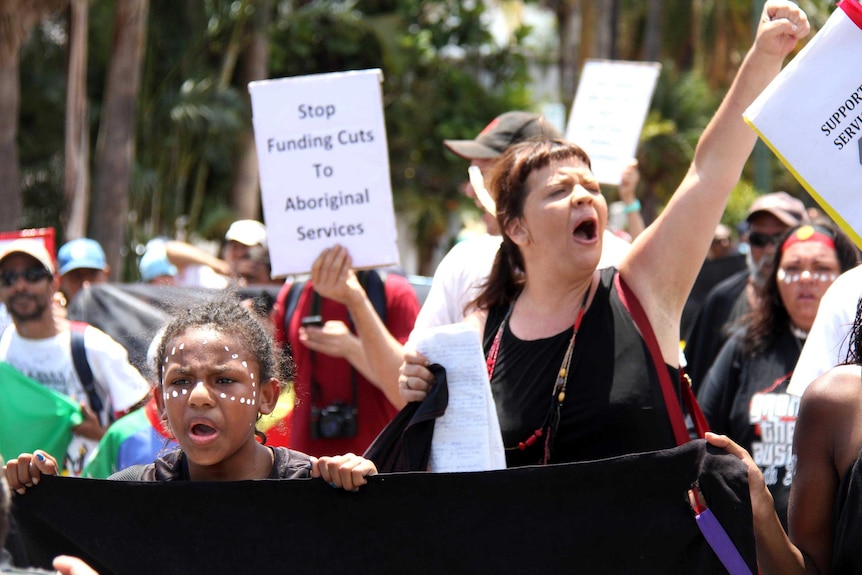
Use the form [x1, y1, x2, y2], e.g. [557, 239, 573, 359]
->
[484, 267, 679, 467]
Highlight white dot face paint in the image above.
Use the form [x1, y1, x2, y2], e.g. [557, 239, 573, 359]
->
[160, 328, 269, 417]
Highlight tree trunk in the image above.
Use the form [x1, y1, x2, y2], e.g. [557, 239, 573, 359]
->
[554, 0, 581, 110]
[90, 0, 149, 280]
[64, 0, 89, 239]
[644, 0, 663, 62]
[586, 1, 613, 60]
[230, 0, 270, 220]
[0, 50, 22, 231]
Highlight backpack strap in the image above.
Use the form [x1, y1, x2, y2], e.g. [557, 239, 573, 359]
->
[282, 279, 307, 336]
[69, 321, 103, 417]
[356, 269, 388, 323]
[613, 274, 709, 445]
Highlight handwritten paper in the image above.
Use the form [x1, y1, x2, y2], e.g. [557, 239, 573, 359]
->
[408, 322, 506, 473]
[248, 69, 400, 275]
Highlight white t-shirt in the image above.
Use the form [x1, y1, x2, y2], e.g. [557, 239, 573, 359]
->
[413, 229, 632, 331]
[175, 264, 229, 289]
[0, 304, 10, 336]
[0, 324, 150, 474]
[788, 264, 862, 396]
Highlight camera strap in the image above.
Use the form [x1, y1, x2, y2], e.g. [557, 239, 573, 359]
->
[307, 291, 358, 410]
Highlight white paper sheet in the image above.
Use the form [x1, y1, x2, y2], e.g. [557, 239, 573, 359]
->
[408, 322, 506, 473]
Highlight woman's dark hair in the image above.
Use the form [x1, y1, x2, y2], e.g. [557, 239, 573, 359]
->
[473, 138, 593, 311]
[744, 221, 860, 355]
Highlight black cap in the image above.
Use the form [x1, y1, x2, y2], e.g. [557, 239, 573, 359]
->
[443, 111, 562, 159]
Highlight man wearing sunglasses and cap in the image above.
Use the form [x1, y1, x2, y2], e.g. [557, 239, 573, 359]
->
[684, 191, 808, 389]
[0, 240, 149, 476]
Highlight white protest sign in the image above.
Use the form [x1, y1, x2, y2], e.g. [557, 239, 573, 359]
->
[249, 69, 399, 276]
[565, 60, 661, 185]
[744, 1, 862, 247]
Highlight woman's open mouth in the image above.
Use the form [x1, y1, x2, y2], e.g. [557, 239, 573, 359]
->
[573, 218, 598, 242]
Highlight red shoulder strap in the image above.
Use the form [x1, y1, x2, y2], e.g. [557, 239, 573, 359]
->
[613, 273, 708, 445]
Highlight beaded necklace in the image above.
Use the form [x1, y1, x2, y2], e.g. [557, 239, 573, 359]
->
[485, 285, 591, 465]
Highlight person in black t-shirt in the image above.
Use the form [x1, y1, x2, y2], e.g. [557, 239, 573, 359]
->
[699, 222, 859, 527]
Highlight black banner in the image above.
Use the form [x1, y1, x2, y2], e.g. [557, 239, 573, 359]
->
[12, 440, 755, 574]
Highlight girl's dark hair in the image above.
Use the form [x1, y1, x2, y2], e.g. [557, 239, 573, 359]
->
[843, 294, 862, 365]
[154, 292, 293, 386]
[743, 221, 860, 355]
[473, 138, 593, 311]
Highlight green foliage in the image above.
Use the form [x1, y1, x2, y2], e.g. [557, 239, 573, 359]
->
[637, 61, 719, 206]
[20, 0, 834, 275]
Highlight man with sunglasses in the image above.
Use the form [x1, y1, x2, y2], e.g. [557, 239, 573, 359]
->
[0, 241, 148, 476]
[685, 191, 807, 390]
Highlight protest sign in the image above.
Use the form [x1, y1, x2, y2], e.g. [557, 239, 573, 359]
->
[0, 228, 56, 260]
[565, 60, 661, 185]
[249, 69, 399, 276]
[744, 0, 862, 246]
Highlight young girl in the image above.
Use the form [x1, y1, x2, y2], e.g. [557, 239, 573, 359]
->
[5, 295, 376, 490]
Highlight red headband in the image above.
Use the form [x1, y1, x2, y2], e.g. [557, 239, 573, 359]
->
[781, 225, 836, 252]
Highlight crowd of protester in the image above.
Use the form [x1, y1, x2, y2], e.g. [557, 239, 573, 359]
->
[4, 2, 862, 572]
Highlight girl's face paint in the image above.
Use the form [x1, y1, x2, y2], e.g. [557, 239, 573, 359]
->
[158, 326, 276, 477]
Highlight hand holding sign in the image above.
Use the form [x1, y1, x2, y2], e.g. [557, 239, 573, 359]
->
[745, 0, 862, 247]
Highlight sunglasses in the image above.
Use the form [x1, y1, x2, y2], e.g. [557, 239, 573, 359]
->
[748, 231, 784, 248]
[0, 266, 52, 287]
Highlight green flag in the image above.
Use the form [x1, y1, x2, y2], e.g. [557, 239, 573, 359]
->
[0, 362, 83, 469]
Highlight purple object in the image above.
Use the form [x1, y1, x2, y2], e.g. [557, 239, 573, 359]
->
[696, 508, 753, 575]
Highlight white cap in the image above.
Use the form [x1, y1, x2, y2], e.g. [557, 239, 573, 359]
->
[224, 220, 267, 249]
[0, 239, 55, 274]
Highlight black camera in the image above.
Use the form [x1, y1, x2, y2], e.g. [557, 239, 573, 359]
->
[310, 401, 358, 439]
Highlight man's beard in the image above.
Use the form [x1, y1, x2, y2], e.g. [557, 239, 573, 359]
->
[6, 292, 49, 322]
[746, 250, 774, 288]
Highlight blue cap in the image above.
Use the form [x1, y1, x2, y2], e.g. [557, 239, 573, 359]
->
[139, 241, 177, 282]
[57, 238, 107, 276]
